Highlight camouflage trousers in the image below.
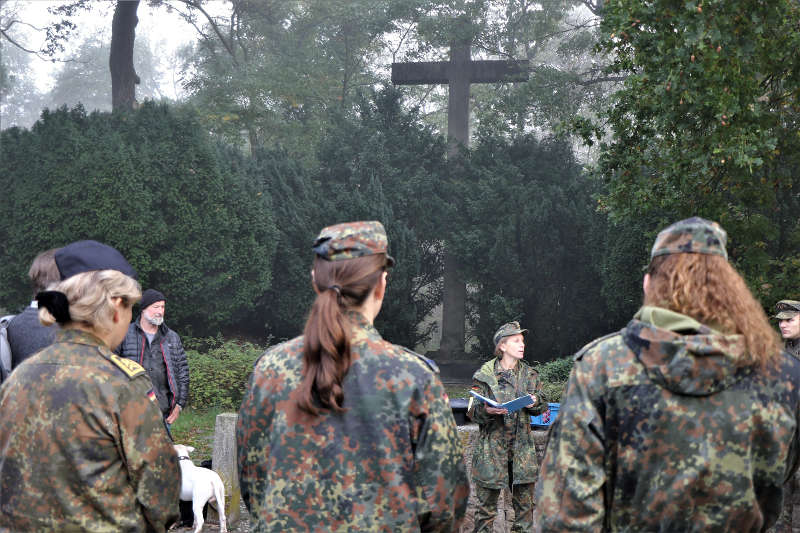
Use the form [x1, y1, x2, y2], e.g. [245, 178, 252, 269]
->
[472, 482, 534, 533]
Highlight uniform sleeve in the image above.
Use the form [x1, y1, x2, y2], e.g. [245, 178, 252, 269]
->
[534, 357, 606, 532]
[466, 378, 494, 425]
[236, 362, 274, 513]
[171, 332, 190, 408]
[117, 376, 180, 532]
[524, 368, 548, 416]
[411, 374, 470, 532]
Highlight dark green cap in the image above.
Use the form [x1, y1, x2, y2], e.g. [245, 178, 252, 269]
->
[493, 321, 528, 347]
[650, 217, 728, 261]
[774, 300, 800, 320]
[312, 221, 395, 266]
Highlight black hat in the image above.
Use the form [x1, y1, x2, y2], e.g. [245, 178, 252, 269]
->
[37, 240, 137, 324]
[55, 240, 137, 280]
[140, 289, 165, 311]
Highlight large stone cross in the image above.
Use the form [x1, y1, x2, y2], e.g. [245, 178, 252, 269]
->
[392, 41, 528, 358]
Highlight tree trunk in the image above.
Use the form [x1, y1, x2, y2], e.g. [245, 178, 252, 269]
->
[110, 0, 140, 111]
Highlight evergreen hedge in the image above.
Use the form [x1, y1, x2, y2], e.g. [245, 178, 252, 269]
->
[0, 103, 277, 335]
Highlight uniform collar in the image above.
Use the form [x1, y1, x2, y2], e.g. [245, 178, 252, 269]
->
[55, 328, 109, 349]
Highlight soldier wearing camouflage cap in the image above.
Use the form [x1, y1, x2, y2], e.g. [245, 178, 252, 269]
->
[237, 221, 469, 531]
[772, 302, 800, 533]
[467, 321, 547, 533]
[0, 240, 179, 531]
[535, 218, 800, 532]
[775, 300, 800, 360]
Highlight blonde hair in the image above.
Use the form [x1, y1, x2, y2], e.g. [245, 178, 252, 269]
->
[39, 270, 141, 335]
[645, 254, 781, 366]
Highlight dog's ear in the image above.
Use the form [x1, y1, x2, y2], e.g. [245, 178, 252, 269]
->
[187, 446, 195, 454]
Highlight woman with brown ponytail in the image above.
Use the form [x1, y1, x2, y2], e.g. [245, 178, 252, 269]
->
[237, 221, 469, 532]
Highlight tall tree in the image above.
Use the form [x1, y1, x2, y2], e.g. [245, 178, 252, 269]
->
[181, 0, 440, 155]
[582, 0, 800, 303]
[110, 0, 140, 110]
[47, 33, 166, 113]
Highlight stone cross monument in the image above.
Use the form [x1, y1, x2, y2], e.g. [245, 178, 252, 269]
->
[392, 40, 528, 358]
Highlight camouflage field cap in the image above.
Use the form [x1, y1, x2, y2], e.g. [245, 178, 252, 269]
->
[650, 217, 728, 261]
[774, 300, 800, 320]
[493, 321, 528, 347]
[312, 221, 395, 266]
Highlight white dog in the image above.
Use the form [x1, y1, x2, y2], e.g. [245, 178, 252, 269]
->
[174, 444, 227, 533]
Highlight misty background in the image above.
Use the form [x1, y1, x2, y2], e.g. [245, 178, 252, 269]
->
[1, 0, 797, 364]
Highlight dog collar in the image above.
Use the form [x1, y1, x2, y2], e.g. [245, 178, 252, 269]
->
[178, 456, 192, 461]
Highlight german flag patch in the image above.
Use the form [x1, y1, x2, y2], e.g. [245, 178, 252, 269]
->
[109, 354, 146, 379]
[146, 389, 157, 403]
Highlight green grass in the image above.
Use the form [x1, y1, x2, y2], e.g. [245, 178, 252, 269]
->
[170, 407, 227, 460]
[445, 384, 471, 399]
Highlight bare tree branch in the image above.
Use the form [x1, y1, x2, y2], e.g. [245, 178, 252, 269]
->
[0, 27, 38, 54]
[178, 0, 237, 62]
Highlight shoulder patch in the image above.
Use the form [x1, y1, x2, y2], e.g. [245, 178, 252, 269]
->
[402, 347, 439, 373]
[574, 329, 624, 361]
[109, 353, 146, 379]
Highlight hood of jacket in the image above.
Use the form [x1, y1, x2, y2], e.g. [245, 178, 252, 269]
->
[623, 306, 751, 397]
[474, 358, 500, 391]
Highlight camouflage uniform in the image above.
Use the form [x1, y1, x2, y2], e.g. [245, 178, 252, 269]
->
[775, 300, 800, 361]
[772, 300, 800, 532]
[467, 357, 547, 533]
[0, 329, 180, 532]
[535, 305, 800, 532]
[537, 218, 800, 531]
[237, 311, 469, 532]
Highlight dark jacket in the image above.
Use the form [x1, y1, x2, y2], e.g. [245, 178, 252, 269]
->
[7, 305, 57, 369]
[116, 317, 189, 411]
[535, 306, 800, 532]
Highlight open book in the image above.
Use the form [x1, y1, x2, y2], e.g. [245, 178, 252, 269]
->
[469, 390, 533, 413]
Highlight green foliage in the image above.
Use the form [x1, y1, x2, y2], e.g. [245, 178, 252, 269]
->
[541, 381, 567, 404]
[182, 0, 435, 155]
[255, 86, 447, 348]
[585, 0, 800, 305]
[0, 102, 277, 334]
[534, 356, 574, 384]
[185, 338, 264, 410]
[534, 356, 574, 403]
[452, 133, 611, 359]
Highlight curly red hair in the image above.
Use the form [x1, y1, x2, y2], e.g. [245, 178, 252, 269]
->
[644, 253, 780, 367]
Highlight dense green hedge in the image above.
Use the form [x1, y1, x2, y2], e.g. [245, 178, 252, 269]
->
[0, 103, 277, 335]
[185, 337, 264, 410]
[534, 356, 574, 403]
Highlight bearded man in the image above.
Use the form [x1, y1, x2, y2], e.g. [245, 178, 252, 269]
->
[116, 289, 189, 429]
